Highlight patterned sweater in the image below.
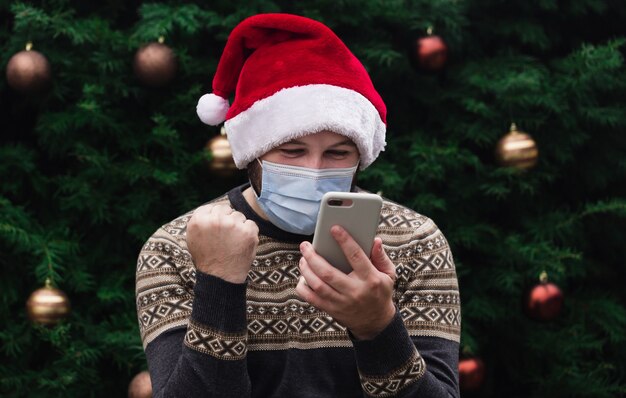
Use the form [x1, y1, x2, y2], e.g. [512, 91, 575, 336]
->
[135, 184, 461, 397]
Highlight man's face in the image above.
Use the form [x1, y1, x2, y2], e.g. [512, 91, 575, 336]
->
[247, 130, 360, 194]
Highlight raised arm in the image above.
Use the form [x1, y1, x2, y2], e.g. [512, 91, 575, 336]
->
[135, 204, 259, 397]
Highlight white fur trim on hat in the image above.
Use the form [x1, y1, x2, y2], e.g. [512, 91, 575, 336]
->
[196, 93, 230, 125]
[224, 84, 386, 170]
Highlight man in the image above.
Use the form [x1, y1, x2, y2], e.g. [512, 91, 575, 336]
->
[136, 13, 461, 397]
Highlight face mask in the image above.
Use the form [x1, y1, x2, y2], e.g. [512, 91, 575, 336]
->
[254, 160, 358, 235]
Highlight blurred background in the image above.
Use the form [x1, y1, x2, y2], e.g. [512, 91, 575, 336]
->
[1, 0, 625, 396]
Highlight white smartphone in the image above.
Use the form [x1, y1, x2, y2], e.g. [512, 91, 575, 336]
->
[312, 192, 383, 273]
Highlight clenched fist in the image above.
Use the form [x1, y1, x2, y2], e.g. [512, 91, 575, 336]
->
[186, 204, 259, 284]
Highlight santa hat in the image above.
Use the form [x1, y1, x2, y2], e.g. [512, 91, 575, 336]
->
[196, 13, 387, 169]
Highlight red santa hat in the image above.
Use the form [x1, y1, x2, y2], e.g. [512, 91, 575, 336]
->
[196, 13, 387, 169]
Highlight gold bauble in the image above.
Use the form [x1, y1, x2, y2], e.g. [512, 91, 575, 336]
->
[133, 38, 177, 87]
[25, 279, 70, 325]
[128, 370, 152, 398]
[6, 42, 52, 94]
[495, 123, 538, 170]
[206, 129, 238, 177]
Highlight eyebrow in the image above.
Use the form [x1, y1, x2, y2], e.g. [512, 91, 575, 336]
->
[283, 139, 357, 147]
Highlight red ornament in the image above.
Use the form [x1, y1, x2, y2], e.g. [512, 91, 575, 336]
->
[524, 271, 564, 321]
[459, 357, 485, 391]
[413, 28, 448, 72]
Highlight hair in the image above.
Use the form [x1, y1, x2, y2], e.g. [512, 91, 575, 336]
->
[247, 159, 262, 196]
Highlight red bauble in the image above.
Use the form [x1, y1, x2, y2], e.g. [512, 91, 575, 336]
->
[459, 357, 485, 391]
[524, 280, 564, 321]
[414, 34, 448, 72]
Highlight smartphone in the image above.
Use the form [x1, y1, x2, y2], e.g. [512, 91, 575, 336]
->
[312, 192, 383, 273]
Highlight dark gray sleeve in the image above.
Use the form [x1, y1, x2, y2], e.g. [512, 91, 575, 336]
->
[351, 311, 459, 397]
[144, 272, 251, 398]
[412, 335, 459, 398]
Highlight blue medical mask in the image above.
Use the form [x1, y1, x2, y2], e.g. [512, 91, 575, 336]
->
[254, 160, 358, 235]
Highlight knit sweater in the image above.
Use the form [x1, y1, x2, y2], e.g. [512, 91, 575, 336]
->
[135, 184, 461, 397]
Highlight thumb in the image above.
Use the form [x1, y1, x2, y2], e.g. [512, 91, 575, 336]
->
[370, 237, 396, 281]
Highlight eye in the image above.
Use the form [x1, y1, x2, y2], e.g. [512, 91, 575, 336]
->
[279, 148, 305, 157]
[325, 150, 350, 158]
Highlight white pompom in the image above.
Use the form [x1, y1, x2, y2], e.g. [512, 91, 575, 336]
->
[196, 93, 230, 125]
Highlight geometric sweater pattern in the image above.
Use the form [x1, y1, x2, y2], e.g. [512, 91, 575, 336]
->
[135, 185, 461, 397]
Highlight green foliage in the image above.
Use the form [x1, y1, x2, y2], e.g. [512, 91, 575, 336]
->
[1, 0, 625, 396]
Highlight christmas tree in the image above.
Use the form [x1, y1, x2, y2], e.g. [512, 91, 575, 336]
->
[1, 0, 625, 396]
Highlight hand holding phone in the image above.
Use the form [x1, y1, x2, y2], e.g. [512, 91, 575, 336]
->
[312, 192, 383, 273]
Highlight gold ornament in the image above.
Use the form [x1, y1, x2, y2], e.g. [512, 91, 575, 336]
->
[133, 36, 177, 87]
[495, 123, 538, 170]
[6, 42, 52, 94]
[128, 370, 152, 398]
[206, 127, 239, 177]
[26, 278, 70, 325]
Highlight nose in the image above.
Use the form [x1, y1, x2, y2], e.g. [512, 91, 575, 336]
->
[303, 153, 324, 169]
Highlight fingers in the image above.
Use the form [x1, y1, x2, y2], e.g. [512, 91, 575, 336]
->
[296, 276, 323, 307]
[229, 210, 247, 224]
[192, 203, 231, 220]
[299, 241, 352, 292]
[191, 204, 257, 240]
[298, 255, 342, 300]
[210, 204, 235, 216]
[200, 204, 248, 224]
[370, 237, 397, 282]
[243, 218, 259, 234]
[330, 226, 374, 277]
[295, 273, 339, 314]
